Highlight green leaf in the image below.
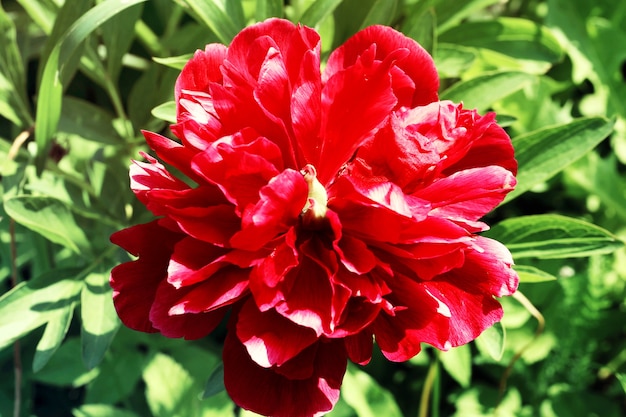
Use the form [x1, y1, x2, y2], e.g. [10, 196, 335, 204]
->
[434, 44, 476, 78]
[33, 301, 75, 372]
[0, 280, 82, 349]
[299, 0, 344, 28]
[439, 17, 563, 64]
[441, 71, 536, 112]
[487, 214, 624, 259]
[202, 362, 225, 399]
[100, 3, 144, 82]
[341, 364, 403, 417]
[58, 96, 122, 145]
[401, 6, 435, 54]
[81, 271, 120, 370]
[181, 0, 241, 44]
[143, 353, 198, 417]
[34, 0, 148, 172]
[0, 4, 32, 126]
[153, 54, 193, 70]
[514, 265, 558, 283]
[84, 349, 144, 404]
[4, 196, 91, 255]
[73, 404, 141, 417]
[151, 101, 177, 124]
[359, 0, 397, 28]
[434, 0, 501, 34]
[475, 322, 505, 361]
[256, 0, 283, 20]
[505, 117, 615, 202]
[440, 344, 472, 388]
[32, 337, 100, 386]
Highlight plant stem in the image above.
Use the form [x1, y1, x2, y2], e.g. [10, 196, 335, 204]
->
[10, 219, 22, 417]
[418, 351, 440, 417]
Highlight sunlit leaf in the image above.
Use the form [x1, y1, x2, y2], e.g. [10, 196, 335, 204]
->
[33, 301, 75, 372]
[440, 344, 472, 387]
[299, 0, 344, 27]
[441, 71, 536, 112]
[0, 280, 82, 349]
[101, 2, 144, 81]
[474, 322, 505, 361]
[81, 271, 120, 369]
[359, 0, 397, 28]
[151, 101, 177, 124]
[58, 96, 122, 145]
[514, 265, 558, 283]
[341, 364, 403, 417]
[487, 214, 624, 259]
[181, 0, 241, 44]
[4, 196, 91, 255]
[506, 117, 614, 202]
[153, 54, 193, 70]
[32, 337, 100, 386]
[256, 0, 283, 20]
[72, 404, 141, 417]
[143, 353, 198, 417]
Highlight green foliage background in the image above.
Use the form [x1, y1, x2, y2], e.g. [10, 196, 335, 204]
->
[1, 0, 625, 416]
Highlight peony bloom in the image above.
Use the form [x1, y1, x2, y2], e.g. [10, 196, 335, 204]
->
[110, 18, 518, 417]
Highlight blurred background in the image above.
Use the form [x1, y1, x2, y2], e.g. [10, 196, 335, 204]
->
[1, 0, 625, 416]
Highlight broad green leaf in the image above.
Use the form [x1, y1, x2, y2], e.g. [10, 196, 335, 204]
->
[440, 344, 472, 387]
[33, 301, 75, 372]
[256, 0, 283, 20]
[73, 404, 141, 417]
[359, 0, 397, 28]
[32, 337, 100, 386]
[341, 364, 403, 417]
[81, 271, 120, 369]
[487, 214, 624, 259]
[299, 0, 344, 27]
[181, 0, 241, 44]
[434, 0, 501, 34]
[513, 265, 558, 283]
[151, 101, 177, 124]
[58, 96, 123, 145]
[434, 44, 476, 78]
[0, 4, 32, 126]
[143, 353, 199, 417]
[84, 349, 144, 404]
[401, 7, 435, 54]
[35, 0, 148, 172]
[4, 196, 91, 255]
[474, 322, 505, 361]
[441, 71, 535, 112]
[153, 54, 193, 70]
[202, 362, 225, 399]
[439, 17, 563, 64]
[0, 280, 82, 349]
[505, 117, 614, 202]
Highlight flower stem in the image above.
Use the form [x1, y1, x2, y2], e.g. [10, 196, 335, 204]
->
[10, 219, 22, 417]
[418, 351, 440, 417]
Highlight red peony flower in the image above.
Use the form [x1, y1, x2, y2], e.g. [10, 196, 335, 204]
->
[110, 18, 518, 417]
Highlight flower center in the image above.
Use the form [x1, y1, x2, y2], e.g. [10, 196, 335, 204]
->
[301, 164, 328, 220]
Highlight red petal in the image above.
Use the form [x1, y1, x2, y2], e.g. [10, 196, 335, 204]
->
[345, 330, 374, 365]
[230, 169, 307, 251]
[236, 299, 318, 368]
[109, 221, 183, 333]
[324, 25, 439, 107]
[223, 330, 347, 417]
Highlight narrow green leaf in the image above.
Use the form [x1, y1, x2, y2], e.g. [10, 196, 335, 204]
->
[256, 0, 283, 20]
[474, 322, 505, 361]
[202, 362, 225, 399]
[299, 0, 344, 28]
[434, 44, 476, 78]
[505, 117, 614, 202]
[101, 2, 144, 81]
[4, 196, 91, 255]
[143, 353, 198, 417]
[359, 0, 397, 28]
[33, 302, 75, 372]
[0, 280, 82, 350]
[440, 344, 472, 388]
[434, 0, 501, 34]
[402, 7, 435, 53]
[487, 214, 624, 259]
[514, 265, 558, 283]
[341, 364, 403, 417]
[441, 71, 535, 112]
[0, 4, 32, 126]
[439, 17, 563, 64]
[181, 0, 241, 44]
[73, 404, 141, 417]
[617, 373, 626, 394]
[34, 0, 148, 172]
[153, 54, 193, 70]
[81, 271, 120, 370]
